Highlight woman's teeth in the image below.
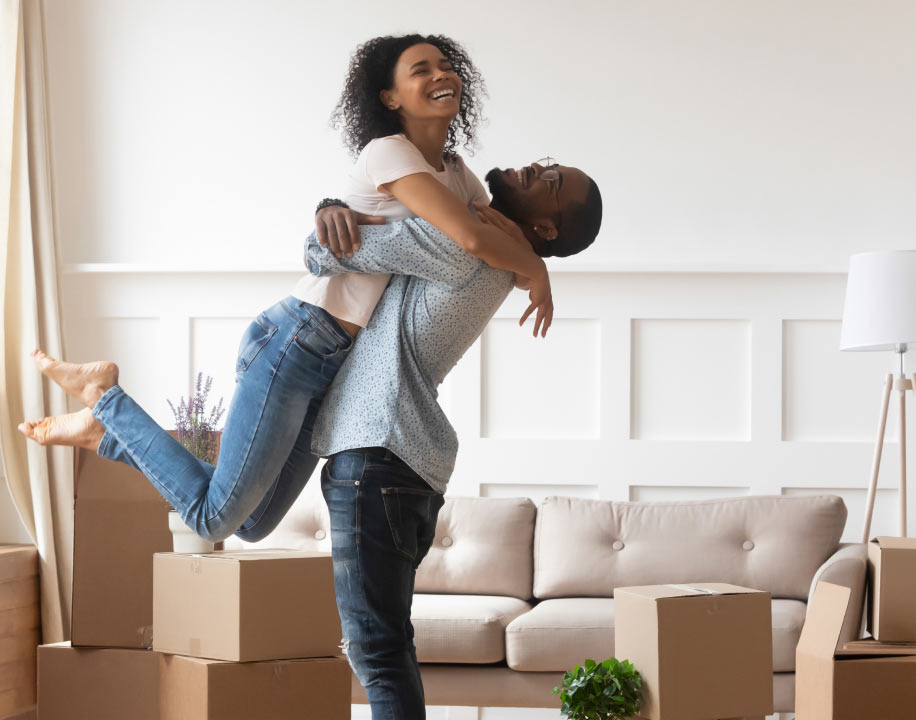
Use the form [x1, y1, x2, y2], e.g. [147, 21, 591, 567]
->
[430, 89, 455, 101]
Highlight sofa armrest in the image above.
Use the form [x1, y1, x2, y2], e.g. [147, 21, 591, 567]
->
[806, 542, 867, 643]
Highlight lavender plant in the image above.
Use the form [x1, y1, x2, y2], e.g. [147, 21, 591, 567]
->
[167, 373, 226, 464]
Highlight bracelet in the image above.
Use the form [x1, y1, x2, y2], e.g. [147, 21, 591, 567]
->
[316, 198, 350, 214]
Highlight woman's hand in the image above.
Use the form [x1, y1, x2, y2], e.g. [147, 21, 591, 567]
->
[475, 204, 553, 338]
[315, 206, 385, 258]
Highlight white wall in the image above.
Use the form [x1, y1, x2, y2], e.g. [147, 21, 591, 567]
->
[43, 0, 916, 270]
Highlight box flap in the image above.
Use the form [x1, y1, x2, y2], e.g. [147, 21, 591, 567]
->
[871, 536, 916, 550]
[839, 638, 916, 657]
[187, 550, 329, 562]
[797, 581, 850, 660]
[615, 583, 766, 600]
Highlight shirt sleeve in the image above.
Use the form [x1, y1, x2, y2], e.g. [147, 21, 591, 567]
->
[462, 159, 491, 207]
[306, 219, 479, 289]
[363, 135, 433, 190]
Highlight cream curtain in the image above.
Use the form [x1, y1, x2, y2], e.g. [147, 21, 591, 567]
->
[0, 0, 72, 643]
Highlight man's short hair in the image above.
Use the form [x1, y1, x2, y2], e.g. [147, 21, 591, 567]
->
[541, 178, 602, 258]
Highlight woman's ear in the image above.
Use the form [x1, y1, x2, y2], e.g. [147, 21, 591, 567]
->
[379, 89, 399, 110]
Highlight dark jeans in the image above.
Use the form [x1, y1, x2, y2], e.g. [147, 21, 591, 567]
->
[321, 448, 444, 720]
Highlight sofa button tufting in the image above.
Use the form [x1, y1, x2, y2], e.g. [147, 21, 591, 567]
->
[743, 540, 755, 551]
[441, 536, 453, 548]
[314, 529, 326, 540]
[612, 540, 625, 551]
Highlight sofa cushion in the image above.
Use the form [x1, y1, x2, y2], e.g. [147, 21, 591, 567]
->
[412, 594, 531, 664]
[415, 497, 536, 600]
[505, 597, 806, 673]
[534, 495, 846, 601]
[506, 598, 614, 672]
[771, 598, 807, 672]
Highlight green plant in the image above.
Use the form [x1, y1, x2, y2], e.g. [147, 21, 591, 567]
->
[553, 657, 642, 720]
[167, 372, 225, 464]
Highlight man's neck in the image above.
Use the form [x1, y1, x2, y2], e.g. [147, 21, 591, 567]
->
[401, 120, 451, 171]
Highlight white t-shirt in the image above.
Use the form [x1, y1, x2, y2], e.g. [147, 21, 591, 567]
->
[292, 133, 490, 327]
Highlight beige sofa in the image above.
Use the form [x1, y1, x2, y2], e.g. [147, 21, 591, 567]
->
[225, 485, 865, 714]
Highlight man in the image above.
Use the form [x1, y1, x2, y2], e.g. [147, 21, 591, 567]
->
[308, 158, 601, 719]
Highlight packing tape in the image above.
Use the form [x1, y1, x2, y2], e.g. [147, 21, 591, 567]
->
[664, 584, 722, 595]
[137, 624, 154, 648]
[190, 557, 202, 574]
[189, 638, 201, 656]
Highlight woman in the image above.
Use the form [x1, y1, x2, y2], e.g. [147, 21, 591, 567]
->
[20, 34, 552, 548]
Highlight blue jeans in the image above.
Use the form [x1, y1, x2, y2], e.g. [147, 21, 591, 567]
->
[322, 448, 444, 720]
[93, 297, 353, 542]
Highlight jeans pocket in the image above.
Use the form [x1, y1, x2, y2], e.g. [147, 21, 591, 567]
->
[235, 313, 278, 372]
[380, 487, 443, 563]
[324, 451, 365, 486]
[294, 321, 345, 360]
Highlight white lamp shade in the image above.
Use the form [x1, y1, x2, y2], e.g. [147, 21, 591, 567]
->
[840, 251, 916, 352]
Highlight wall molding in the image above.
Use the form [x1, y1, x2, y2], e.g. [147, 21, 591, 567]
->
[61, 263, 850, 276]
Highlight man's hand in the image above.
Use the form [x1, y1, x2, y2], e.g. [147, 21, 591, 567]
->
[474, 203, 529, 251]
[315, 206, 385, 258]
[521, 269, 553, 338]
[475, 203, 553, 338]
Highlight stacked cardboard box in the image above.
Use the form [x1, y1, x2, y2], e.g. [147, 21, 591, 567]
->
[0, 544, 39, 719]
[796, 581, 916, 719]
[866, 536, 916, 642]
[152, 549, 350, 718]
[614, 583, 774, 720]
[38, 450, 351, 719]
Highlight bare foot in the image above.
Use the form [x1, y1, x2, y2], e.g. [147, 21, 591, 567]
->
[18, 408, 105, 452]
[31, 348, 118, 408]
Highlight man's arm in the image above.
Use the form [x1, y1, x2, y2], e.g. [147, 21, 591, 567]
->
[306, 217, 482, 288]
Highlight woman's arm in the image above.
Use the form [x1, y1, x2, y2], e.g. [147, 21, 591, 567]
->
[381, 172, 553, 336]
[380, 172, 547, 282]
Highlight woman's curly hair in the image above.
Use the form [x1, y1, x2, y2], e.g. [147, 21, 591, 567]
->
[331, 34, 486, 160]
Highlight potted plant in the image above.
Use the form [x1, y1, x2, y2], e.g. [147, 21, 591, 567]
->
[553, 657, 642, 720]
[166, 372, 225, 553]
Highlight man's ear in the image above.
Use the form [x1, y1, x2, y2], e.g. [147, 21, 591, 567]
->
[379, 89, 399, 110]
[532, 221, 558, 242]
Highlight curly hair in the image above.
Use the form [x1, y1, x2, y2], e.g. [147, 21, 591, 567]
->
[331, 34, 486, 160]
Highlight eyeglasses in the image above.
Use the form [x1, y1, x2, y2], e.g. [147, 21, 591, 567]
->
[535, 156, 560, 191]
[535, 156, 562, 231]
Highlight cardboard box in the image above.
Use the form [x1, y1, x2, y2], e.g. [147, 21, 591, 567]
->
[37, 641, 159, 720]
[615, 583, 773, 720]
[153, 550, 341, 662]
[159, 653, 350, 719]
[867, 536, 916, 642]
[796, 581, 916, 719]
[0, 546, 39, 720]
[71, 449, 173, 648]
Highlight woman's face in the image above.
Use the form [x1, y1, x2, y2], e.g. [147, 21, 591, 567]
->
[380, 43, 462, 124]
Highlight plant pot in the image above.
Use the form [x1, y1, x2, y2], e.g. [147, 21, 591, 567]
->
[168, 511, 215, 554]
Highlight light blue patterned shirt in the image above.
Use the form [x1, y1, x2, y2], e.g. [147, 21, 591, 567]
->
[308, 218, 514, 493]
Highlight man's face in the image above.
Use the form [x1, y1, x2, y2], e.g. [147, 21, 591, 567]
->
[484, 161, 592, 254]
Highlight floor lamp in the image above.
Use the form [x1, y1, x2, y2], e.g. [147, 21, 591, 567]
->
[840, 250, 916, 542]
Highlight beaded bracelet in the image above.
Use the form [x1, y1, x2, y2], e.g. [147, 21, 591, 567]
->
[315, 198, 350, 214]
